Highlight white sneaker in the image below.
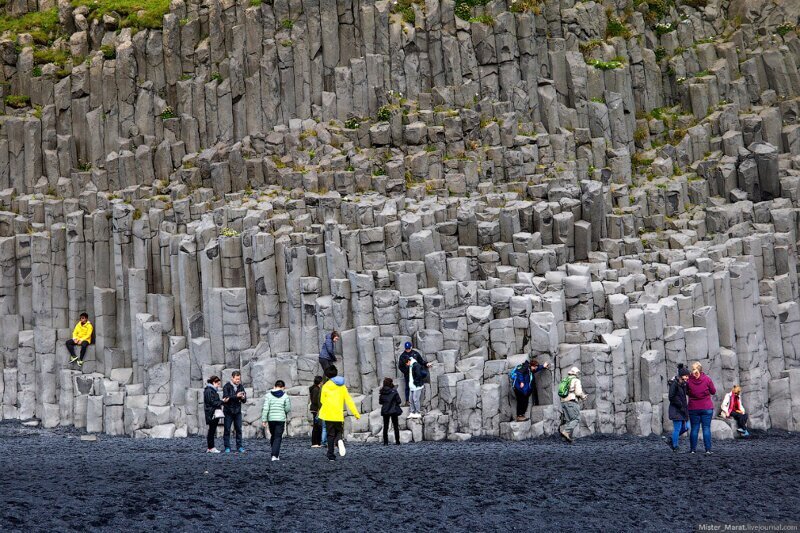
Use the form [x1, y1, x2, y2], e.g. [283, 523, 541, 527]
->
[271, 456, 279, 461]
[337, 439, 346, 457]
[207, 448, 221, 453]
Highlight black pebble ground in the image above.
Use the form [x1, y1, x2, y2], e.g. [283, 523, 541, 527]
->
[1, 422, 799, 532]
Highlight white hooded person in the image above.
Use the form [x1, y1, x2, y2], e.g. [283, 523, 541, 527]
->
[558, 366, 587, 443]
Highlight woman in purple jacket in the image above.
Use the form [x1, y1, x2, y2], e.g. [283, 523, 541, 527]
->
[686, 361, 717, 455]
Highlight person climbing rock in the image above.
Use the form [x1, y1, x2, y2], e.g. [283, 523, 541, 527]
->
[222, 371, 247, 453]
[398, 341, 430, 406]
[509, 359, 549, 421]
[318, 365, 360, 461]
[66, 313, 93, 367]
[720, 384, 750, 437]
[319, 330, 339, 373]
[379, 377, 402, 445]
[406, 357, 428, 418]
[261, 380, 292, 461]
[558, 367, 587, 443]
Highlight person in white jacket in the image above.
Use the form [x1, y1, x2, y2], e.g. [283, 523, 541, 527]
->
[407, 358, 426, 418]
[559, 367, 587, 443]
[720, 385, 750, 437]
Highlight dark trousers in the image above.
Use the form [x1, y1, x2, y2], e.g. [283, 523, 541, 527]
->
[326, 421, 344, 459]
[319, 358, 333, 373]
[66, 340, 89, 361]
[514, 389, 531, 417]
[383, 414, 400, 445]
[402, 374, 410, 402]
[731, 412, 749, 430]
[268, 421, 285, 457]
[223, 412, 243, 450]
[206, 418, 219, 449]
[311, 414, 323, 445]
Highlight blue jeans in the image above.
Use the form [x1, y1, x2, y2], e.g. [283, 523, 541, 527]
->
[223, 412, 243, 450]
[320, 417, 327, 443]
[689, 409, 713, 452]
[671, 420, 688, 449]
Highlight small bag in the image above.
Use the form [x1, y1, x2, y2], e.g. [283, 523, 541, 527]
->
[213, 408, 224, 420]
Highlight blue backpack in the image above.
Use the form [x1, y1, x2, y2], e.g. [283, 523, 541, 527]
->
[509, 365, 531, 394]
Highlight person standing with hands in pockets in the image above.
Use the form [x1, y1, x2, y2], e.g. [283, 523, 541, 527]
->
[222, 371, 247, 454]
[261, 380, 292, 461]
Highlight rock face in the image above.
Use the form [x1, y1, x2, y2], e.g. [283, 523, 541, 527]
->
[1, 0, 800, 442]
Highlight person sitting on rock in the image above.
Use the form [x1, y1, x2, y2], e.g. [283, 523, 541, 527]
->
[398, 342, 431, 406]
[558, 366, 587, 443]
[665, 364, 691, 451]
[720, 384, 750, 437]
[318, 365, 360, 462]
[67, 312, 93, 367]
[509, 359, 550, 422]
[319, 330, 339, 373]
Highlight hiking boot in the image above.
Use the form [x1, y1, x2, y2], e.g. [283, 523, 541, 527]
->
[559, 430, 573, 443]
[337, 439, 346, 457]
[207, 448, 221, 454]
[401, 402, 409, 407]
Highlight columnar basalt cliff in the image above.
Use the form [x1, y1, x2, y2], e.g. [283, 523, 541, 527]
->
[1, 0, 800, 442]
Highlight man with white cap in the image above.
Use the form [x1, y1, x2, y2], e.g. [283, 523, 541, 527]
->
[558, 366, 587, 443]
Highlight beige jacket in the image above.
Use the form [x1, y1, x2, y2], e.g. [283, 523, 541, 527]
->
[562, 377, 588, 403]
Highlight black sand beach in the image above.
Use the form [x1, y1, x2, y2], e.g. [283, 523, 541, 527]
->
[1, 423, 798, 532]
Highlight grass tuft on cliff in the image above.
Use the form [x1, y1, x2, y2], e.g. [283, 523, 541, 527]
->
[0, 1, 170, 46]
[0, 8, 60, 44]
[71, 0, 171, 30]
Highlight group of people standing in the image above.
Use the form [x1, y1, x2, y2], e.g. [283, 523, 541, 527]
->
[204, 330, 752, 457]
[667, 362, 750, 453]
[203, 371, 248, 453]
[203, 362, 361, 462]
